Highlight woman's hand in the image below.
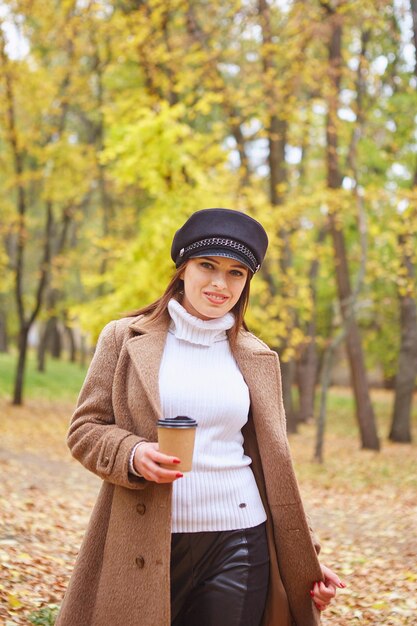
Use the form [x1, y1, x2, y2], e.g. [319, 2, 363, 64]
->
[310, 564, 346, 612]
[133, 442, 183, 483]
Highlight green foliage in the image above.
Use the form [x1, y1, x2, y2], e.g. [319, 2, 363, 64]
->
[28, 605, 59, 626]
[0, 351, 87, 401]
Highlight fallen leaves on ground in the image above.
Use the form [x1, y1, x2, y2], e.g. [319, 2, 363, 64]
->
[0, 399, 100, 625]
[0, 394, 416, 625]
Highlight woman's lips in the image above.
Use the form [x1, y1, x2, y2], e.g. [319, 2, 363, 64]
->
[203, 291, 229, 305]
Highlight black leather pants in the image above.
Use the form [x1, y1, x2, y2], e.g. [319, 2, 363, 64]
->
[170, 522, 269, 626]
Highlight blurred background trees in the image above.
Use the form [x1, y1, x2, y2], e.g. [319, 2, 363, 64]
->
[0, 0, 416, 448]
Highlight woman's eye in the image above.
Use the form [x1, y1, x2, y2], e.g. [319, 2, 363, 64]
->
[230, 270, 245, 277]
[200, 262, 214, 269]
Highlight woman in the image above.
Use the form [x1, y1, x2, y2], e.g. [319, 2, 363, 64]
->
[56, 208, 345, 626]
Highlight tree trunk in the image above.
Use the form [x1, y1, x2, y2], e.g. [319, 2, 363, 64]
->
[258, 0, 296, 429]
[411, 0, 417, 183]
[37, 321, 48, 372]
[184, 3, 252, 186]
[2, 31, 56, 404]
[13, 325, 29, 405]
[297, 227, 327, 422]
[297, 339, 318, 423]
[90, 42, 114, 285]
[323, 8, 379, 450]
[80, 334, 88, 368]
[49, 317, 62, 358]
[389, 0, 417, 439]
[0, 310, 8, 352]
[314, 347, 332, 463]
[38, 316, 62, 371]
[65, 324, 77, 362]
[329, 214, 380, 449]
[314, 325, 347, 463]
[412, 0, 417, 185]
[281, 360, 297, 433]
[389, 233, 416, 442]
[390, 295, 416, 442]
[383, 374, 395, 390]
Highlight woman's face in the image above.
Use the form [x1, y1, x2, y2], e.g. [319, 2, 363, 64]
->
[180, 256, 249, 320]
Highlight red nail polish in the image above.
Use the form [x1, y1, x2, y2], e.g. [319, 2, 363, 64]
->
[176, 473, 183, 478]
[310, 590, 314, 597]
[173, 459, 181, 464]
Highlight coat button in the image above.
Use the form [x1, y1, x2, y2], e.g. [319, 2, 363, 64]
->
[136, 503, 146, 515]
[135, 556, 145, 568]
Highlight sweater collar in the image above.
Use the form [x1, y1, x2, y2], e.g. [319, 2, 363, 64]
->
[167, 299, 234, 346]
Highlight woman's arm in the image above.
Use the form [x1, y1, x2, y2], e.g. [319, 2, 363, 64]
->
[67, 321, 148, 489]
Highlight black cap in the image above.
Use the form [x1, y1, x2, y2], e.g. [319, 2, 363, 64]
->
[171, 208, 268, 273]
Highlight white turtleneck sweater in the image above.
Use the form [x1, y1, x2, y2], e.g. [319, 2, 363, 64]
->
[159, 299, 267, 533]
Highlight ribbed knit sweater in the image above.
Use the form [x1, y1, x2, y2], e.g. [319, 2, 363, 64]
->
[159, 299, 266, 532]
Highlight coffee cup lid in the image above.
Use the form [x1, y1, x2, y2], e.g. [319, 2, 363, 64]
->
[157, 416, 198, 429]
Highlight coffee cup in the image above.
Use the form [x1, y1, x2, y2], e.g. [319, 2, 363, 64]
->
[157, 416, 198, 472]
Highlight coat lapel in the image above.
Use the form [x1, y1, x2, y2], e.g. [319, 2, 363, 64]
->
[233, 333, 300, 504]
[234, 333, 322, 626]
[125, 313, 171, 421]
[233, 333, 283, 434]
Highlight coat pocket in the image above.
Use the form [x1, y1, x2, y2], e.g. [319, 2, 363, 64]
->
[270, 502, 304, 531]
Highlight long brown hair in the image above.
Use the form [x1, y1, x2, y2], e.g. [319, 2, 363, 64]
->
[126, 263, 251, 347]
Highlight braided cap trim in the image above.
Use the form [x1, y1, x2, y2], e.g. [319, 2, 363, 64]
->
[178, 237, 259, 272]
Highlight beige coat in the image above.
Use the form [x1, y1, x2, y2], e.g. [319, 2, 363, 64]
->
[56, 312, 322, 626]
